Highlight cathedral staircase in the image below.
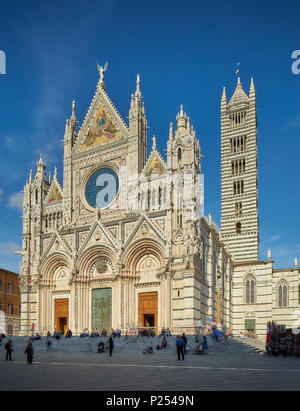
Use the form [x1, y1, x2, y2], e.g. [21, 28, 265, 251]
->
[0, 334, 265, 355]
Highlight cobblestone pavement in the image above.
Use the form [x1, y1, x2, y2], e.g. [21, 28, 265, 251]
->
[1, 350, 300, 391]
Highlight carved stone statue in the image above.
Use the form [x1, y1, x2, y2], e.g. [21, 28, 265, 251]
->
[97, 61, 108, 82]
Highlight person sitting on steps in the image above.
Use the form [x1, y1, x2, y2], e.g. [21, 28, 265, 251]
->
[97, 341, 106, 353]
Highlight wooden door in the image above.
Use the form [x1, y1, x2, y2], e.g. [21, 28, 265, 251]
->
[54, 298, 69, 334]
[138, 292, 158, 330]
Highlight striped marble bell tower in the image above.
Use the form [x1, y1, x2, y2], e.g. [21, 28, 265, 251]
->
[220, 77, 259, 261]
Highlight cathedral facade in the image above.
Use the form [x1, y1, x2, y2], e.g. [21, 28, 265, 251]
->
[19, 69, 300, 337]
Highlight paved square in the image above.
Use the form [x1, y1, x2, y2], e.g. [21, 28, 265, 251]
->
[1, 349, 300, 391]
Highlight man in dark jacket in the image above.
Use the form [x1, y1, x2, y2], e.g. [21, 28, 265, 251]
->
[176, 335, 185, 361]
[108, 336, 114, 357]
[182, 333, 187, 352]
[25, 341, 34, 364]
[5, 339, 13, 361]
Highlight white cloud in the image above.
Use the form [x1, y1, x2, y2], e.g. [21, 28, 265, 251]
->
[8, 191, 23, 211]
[284, 115, 300, 132]
[268, 234, 280, 242]
[0, 241, 20, 257]
[0, 188, 3, 202]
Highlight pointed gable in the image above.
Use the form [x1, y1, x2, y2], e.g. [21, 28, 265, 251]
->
[45, 179, 63, 204]
[74, 76, 129, 153]
[41, 231, 72, 260]
[124, 213, 166, 250]
[78, 220, 118, 257]
[144, 136, 167, 177]
[80, 104, 122, 150]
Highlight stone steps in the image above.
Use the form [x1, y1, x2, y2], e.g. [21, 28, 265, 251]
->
[0, 335, 264, 355]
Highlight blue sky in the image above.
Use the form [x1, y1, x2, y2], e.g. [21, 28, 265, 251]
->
[0, 0, 299, 272]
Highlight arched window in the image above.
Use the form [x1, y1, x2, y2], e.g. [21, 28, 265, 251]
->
[158, 186, 162, 207]
[35, 189, 38, 204]
[245, 275, 255, 304]
[178, 147, 182, 163]
[278, 281, 288, 307]
[236, 222, 241, 234]
[8, 280, 14, 294]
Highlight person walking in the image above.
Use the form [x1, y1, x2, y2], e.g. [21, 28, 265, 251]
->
[182, 333, 187, 352]
[176, 335, 185, 361]
[108, 336, 114, 357]
[5, 339, 13, 361]
[25, 341, 34, 364]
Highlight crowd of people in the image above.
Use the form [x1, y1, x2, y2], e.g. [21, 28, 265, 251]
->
[79, 328, 110, 337]
[6, 318, 300, 364]
[138, 328, 155, 337]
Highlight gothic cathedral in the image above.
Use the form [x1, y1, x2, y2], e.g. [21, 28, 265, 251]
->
[19, 70, 300, 337]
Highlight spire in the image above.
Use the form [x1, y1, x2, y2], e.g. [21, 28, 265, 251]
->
[249, 77, 256, 100]
[54, 166, 58, 179]
[36, 153, 46, 180]
[49, 171, 52, 185]
[152, 135, 156, 150]
[65, 118, 69, 133]
[135, 74, 141, 98]
[227, 77, 249, 108]
[180, 104, 184, 117]
[295, 257, 298, 267]
[38, 153, 44, 166]
[29, 169, 33, 184]
[71, 99, 76, 121]
[176, 104, 187, 135]
[169, 122, 173, 140]
[221, 86, 227, 103]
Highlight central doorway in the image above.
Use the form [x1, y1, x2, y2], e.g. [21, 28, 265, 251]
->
[92, 288, 112, 332]
[143, 314, 155, 327]
[138, 292, 158, 331]
[54, 298, 69, 335]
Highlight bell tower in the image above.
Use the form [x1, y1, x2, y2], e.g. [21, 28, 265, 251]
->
[220, 78, 259, 261]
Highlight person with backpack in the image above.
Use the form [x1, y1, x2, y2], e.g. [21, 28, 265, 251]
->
[176, 335, 185, 361]
[5, 339, 13, 361]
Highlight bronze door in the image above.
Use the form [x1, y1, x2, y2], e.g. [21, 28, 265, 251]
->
[92, 288, 112, 331]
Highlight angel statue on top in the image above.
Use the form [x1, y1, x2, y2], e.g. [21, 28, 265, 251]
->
[97, 61, 108, 82]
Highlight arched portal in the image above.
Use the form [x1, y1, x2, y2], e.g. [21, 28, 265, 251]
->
[123, 238, 165, 331]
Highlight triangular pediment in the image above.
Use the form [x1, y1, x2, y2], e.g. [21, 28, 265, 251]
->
[41, 231, 72, 261]
[143, 145, 167, 177]
[124, 214, 166, 249]
[74, 82, 129, 153]
[78, 220, 118, 256]
[45, 179, 63, 205]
